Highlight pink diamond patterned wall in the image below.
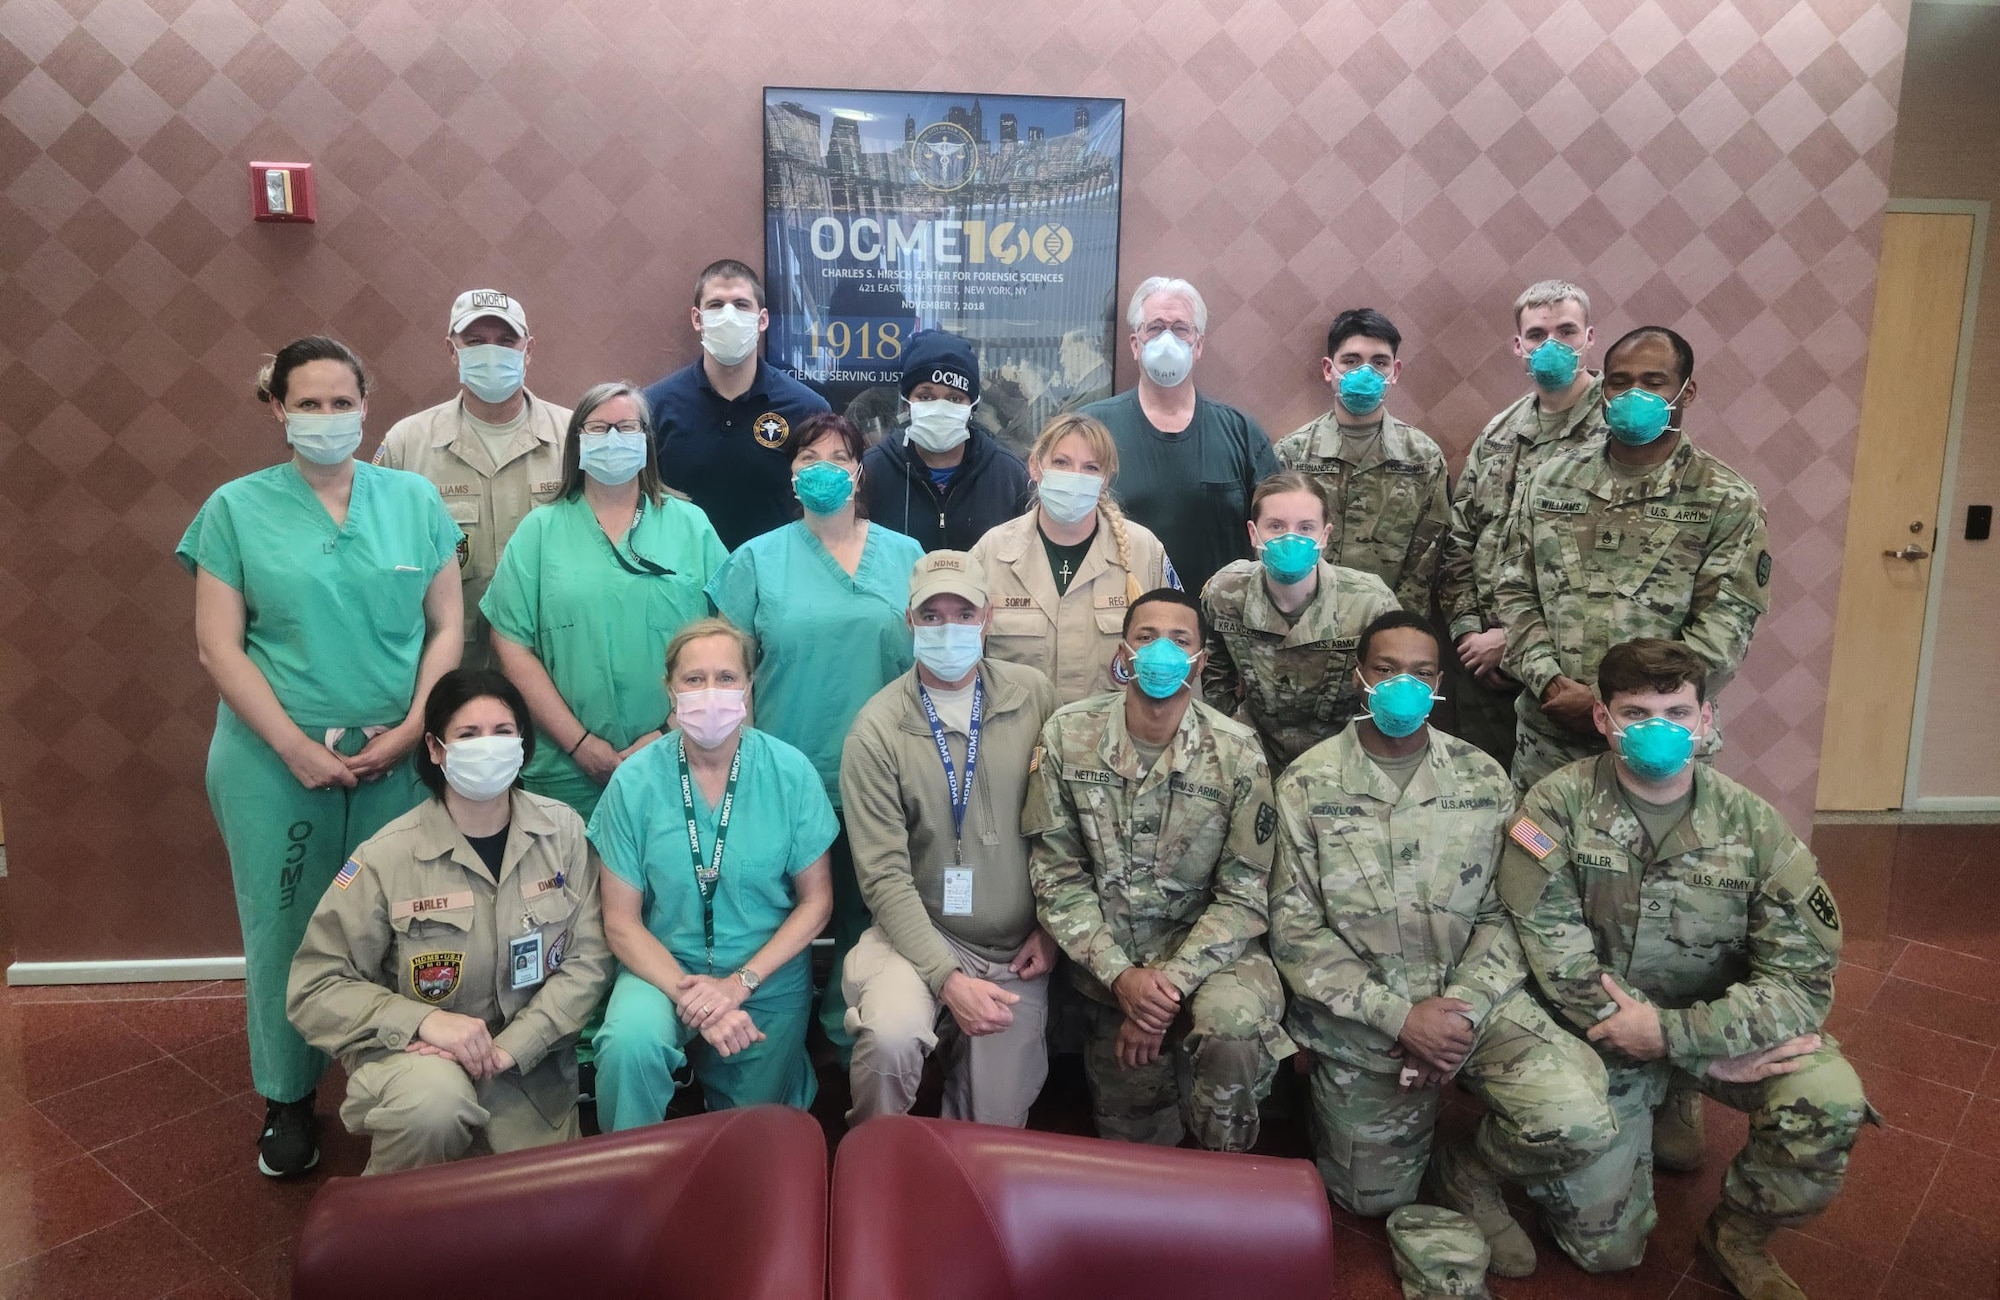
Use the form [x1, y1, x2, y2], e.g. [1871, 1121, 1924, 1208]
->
[0, 0, 1909, 963]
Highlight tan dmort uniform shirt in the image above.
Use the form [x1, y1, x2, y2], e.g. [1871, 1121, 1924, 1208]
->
[287, 790, 611, 1131]
[376, 392, 570, 666]
[971, 509, 1175, 705]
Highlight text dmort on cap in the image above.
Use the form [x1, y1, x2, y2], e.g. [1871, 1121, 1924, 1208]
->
[908, 550, 989, 611]
[450, 289, 527, 336]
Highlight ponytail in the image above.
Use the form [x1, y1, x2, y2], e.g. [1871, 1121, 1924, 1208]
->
[1100, 498, 1143, 606]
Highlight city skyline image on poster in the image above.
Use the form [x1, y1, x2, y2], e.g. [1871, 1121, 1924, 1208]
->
[764, 87, 1125, 455]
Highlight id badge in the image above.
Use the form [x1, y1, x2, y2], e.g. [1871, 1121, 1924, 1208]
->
[942, 867, 974, 917]
[508, 931, 544, 989]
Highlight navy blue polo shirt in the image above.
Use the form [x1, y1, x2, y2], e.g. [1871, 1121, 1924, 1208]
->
[645, 358, 831, 551]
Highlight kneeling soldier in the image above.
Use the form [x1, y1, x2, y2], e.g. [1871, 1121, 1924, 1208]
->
[1271, 611, 1613, 1276]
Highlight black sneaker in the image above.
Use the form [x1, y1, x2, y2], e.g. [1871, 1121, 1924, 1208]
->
[257, 1095, 321, 1178]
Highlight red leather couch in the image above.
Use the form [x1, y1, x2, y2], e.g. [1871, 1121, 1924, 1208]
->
[292, 1105, 827, 1300]
[829, 1116, 1336, 1300]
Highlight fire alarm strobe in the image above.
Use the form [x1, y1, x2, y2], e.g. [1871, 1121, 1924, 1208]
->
[250, 161, 316, 223]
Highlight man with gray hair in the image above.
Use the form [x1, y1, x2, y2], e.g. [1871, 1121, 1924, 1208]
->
[1078, 276, 1281, 596]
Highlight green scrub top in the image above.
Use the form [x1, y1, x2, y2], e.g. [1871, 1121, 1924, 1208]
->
[481, 492, 726, 799]
[588, 727, 837, 1006]
[174, 461, 462, 728]
[706, 520, 923, 808]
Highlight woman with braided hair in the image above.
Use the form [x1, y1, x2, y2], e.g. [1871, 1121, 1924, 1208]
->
[970, 413, 1179, 703]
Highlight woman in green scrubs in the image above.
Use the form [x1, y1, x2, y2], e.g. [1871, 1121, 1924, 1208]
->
[177, 336, 464, 1177]
[482, 381, 726, 822]
[593, 619, 835, 1125]
[706, 412, 923, 1059]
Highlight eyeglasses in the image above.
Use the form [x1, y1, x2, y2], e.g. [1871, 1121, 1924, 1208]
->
[1139, 320, 1199, 342]
[582, 421, 644, 435]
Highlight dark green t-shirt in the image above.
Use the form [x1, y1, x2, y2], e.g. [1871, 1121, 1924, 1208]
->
[1077, 388, 1280, 596]
[1041, 523, 1098, 598]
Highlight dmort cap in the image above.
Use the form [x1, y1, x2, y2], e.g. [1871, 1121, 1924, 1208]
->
[908, 550, 988, 611]
[450, 289, 527, 335]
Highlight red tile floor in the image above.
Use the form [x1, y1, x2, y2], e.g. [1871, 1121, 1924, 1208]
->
[0, 821, 1995, 1300]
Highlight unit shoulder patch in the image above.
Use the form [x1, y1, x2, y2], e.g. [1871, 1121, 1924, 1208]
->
[1804, 883, 1840, 933]
[1254, 802, 1277, 844]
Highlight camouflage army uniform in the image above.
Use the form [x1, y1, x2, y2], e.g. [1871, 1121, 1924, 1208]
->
[1200, 559, 1400, 773]
[1495, 756, 1869, 1271]
[1270, 727, 1612, 1215]
[1491, 437, 1770, 792]
[1435, 382, 1604, 767]
[1276, 412, 1450, 611]
[1387, 1205, 1492, 1300]
[1021, 692, 1294, 1152]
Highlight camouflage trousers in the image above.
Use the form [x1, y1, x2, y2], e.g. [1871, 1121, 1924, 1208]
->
[1533, 1038, 1870, 1272]
[1078, 950, 1294, 1153]
[1509, 695, 1723, 794]
[1441, 654, 1519, 773]
[1305, 992, 1613, 1216]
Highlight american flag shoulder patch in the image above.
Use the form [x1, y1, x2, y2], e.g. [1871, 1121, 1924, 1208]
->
[334, 858, 362, 889]
[1509, 818, 1557, 861]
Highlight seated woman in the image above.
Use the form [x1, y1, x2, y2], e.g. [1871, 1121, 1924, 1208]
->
[287, 668, 610, 1175]
[590, 618, 836, 1128]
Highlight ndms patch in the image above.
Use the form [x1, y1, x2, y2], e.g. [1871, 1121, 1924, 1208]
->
[410, 953, 464, 1003]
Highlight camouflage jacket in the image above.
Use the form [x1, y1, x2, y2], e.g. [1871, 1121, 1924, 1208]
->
[1021, 692, 1279, 1006]
[1200, 559, 1400, 772]
[1496, 755, 1841, 1068]
[1437, 380, 1604, 642]
[1275, 412, 1449, 611]
[1270, 727, 1523, 1071]
[1492, 436, 1770, 701]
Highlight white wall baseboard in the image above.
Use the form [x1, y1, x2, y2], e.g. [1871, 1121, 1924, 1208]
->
[6, 957, 246, 986]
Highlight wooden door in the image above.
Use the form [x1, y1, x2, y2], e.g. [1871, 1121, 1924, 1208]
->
[1816, 211, 1977, 809]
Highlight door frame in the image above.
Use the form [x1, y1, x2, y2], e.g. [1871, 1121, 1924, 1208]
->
[1895, 199, 1991, 810]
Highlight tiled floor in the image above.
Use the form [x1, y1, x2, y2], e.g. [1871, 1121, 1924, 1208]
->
[0, 822, 1995, 1300]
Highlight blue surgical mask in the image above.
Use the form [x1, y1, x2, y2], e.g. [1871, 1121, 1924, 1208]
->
[1336, 364, 1386, 416]
[1604, 380, 1687, 447]
[1363, 673, 1439, 738]
[457, 343, 525, 404]
[1126, 638, 1193, 700]
[1260, 533, 1320, 585]
[913, 622, 983, 682]
[285, 410, 364, 464]
[579, 430, 648, 485]
[1038, 469, 1102, 525]
[1614, 717, 1695, 781]
[794, 460, 855, 514]
[1527, 338, 1579, 389]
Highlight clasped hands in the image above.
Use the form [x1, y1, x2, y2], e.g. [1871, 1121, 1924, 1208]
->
[675, 973, 764, 1057]
[409, 1009, 515, 1080]
[1588, 973, 1822, 1083]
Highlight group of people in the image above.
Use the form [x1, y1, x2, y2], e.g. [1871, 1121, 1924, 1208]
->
[173, 263, 1865, 1300]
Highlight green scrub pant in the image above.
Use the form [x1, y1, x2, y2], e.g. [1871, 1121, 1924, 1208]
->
[816, 820, 862, 1061]
[206, 703, 423, 1104]
[593, 969, 816, 1130]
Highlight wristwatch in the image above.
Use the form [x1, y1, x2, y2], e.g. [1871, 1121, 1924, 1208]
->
[733, 967, 761, 992]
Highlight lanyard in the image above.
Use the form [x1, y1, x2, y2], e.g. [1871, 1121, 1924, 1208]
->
[608, 499, 678, 578]
[915, 675, 983, 866]
[676, 736, 740, 968]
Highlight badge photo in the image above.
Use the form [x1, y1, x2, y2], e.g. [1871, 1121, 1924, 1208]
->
[411, 952, 464, 1003]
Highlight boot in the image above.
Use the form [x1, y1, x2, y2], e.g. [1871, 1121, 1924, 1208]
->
[1653, 1078, 1706, 1173]
[1424, 1139, 1535, 1278]
[1698, 1207, 1807, 1300]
